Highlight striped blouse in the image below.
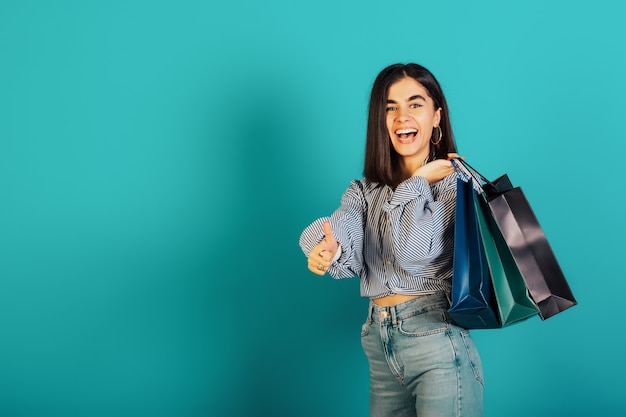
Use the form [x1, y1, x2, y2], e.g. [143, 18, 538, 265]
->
[299, 172, 458, 300]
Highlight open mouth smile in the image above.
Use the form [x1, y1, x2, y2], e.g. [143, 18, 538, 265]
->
[395, 128, 418, 142]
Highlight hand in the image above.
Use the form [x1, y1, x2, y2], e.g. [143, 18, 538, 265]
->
[307, 221, 340, 276]
[412, 153, 463, 184]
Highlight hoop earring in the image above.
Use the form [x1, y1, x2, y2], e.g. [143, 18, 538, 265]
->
[431, 126, 442, 145]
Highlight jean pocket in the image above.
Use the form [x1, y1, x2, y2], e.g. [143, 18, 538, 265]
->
[460, 330, 485, 387]
[397, 310, 449, 337]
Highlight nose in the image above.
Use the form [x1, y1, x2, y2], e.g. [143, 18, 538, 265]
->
[397, 106, 410, 121]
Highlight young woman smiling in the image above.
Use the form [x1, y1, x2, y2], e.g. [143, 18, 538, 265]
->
[300, 63, 484, 417]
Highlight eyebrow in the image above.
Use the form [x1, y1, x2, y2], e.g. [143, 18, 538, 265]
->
[387, 94, 427, 104]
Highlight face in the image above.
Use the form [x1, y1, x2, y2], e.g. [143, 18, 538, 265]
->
[386, 77, 441, 170]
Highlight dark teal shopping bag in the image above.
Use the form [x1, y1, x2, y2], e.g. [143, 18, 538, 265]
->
[474, 193, 539, 326]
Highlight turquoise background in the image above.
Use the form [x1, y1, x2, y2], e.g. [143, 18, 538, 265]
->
[1, 0, 625, 416]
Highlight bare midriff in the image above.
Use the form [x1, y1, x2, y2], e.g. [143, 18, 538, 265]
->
[372, 293, 422, 307]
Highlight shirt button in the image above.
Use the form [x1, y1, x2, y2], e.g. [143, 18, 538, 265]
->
[386, 260, 392, 265]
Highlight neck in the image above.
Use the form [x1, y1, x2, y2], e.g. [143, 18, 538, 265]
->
[400, 151, 430, 179]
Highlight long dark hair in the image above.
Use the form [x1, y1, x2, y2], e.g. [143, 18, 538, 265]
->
[363, 63, 457, 187]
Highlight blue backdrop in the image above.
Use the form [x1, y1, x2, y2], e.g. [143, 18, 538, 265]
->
[1, 1, 625, 416]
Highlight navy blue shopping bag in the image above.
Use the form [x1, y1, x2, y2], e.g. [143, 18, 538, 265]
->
[448, 175, 501, 329]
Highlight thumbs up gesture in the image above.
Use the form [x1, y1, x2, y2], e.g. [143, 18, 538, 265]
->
[308, 221, 340, 276]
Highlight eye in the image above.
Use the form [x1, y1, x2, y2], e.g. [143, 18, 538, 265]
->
[409, 103, 423, 109]
[386, 106, 397, 112]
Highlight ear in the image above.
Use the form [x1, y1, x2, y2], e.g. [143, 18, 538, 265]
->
[433, 107, 442, 128]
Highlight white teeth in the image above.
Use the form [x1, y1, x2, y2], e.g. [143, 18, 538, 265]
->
[396, 128, 417, 134]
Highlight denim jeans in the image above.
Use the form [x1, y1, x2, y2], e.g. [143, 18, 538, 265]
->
[361, 292, 484, 417]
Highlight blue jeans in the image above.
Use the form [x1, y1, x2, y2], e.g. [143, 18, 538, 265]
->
[361, 292, 484, 417]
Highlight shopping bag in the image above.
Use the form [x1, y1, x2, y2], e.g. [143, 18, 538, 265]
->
[485, 184, 576, 319]
[458, 159, 577, 320]
[474, 193, 540, 326]
[448, 175, 501, 329]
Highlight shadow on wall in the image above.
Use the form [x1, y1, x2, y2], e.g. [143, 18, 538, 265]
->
[206, 67, 369, 416]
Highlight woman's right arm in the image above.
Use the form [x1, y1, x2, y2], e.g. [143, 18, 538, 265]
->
[299, 180, 367, 278]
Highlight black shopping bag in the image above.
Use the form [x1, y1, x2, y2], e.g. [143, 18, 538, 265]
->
[485, 181, 577, 319]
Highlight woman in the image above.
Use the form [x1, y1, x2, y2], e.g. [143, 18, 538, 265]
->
[299, 63, 484, 417]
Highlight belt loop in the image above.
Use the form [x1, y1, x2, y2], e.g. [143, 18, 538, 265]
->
[390, 305, 398, 327]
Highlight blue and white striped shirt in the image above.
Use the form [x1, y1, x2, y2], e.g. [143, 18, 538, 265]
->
[299, 173, 458, 300]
